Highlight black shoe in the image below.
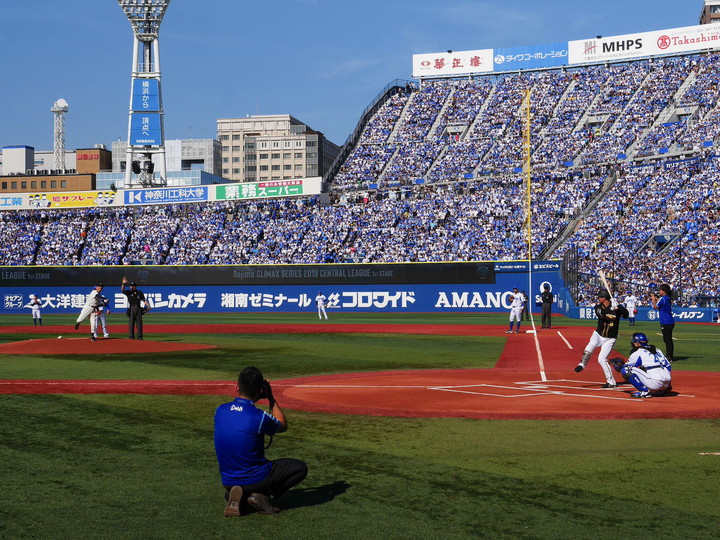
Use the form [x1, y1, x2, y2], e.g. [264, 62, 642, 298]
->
[224, 486, 243, 517]
[574, 365, 584, 373]
[74, 322, 80, 330]
[91, 335, 96, 341]
[137, 337, 143, 341]
[601, 383, 617, 389]
[247, 492, 279, 515]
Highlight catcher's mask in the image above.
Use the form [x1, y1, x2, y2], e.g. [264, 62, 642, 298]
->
[630, 332, 649, 347]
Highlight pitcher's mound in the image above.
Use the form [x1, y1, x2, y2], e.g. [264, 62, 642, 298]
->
[0, 338, 215, 355]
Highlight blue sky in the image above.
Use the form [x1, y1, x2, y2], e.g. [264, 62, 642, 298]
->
[0, 0, 704, 152]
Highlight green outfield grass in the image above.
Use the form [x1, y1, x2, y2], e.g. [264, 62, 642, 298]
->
[1, 313, 719, 539]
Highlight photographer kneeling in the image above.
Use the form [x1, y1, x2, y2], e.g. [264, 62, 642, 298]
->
[214, 366, 308, 517]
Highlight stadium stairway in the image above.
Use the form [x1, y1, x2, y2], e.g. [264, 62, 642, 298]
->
[539, 168, 619, 260]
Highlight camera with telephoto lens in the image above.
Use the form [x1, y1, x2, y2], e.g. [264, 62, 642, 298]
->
[259, 379, 272, 401]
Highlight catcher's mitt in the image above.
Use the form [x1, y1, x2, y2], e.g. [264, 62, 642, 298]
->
[608, 357, 625, 372]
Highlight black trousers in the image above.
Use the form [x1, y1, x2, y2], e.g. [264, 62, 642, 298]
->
[660, 323, 675, 359]
[128, 306, 144, 338]
[224, 457, 308, 500]
[541, 303, 552, 328]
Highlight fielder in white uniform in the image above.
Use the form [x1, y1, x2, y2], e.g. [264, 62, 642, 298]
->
[610, 332, 672, 398]
[29, 294, 42, 326]
[507, 287, 525, 333]
[316, 292, 329, 320]
[624, 291, 638, 326]
[75, 284, 104, 335]
[90, 293, 110, 340]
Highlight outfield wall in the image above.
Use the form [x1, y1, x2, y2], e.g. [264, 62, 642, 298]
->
[1, 261, 563, 315]
[3, 261, 715, 321]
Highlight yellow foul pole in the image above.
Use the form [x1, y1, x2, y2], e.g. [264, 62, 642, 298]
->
[522, 89, 532, 261]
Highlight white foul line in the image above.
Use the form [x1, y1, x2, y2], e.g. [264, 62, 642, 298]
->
[528, 315, 548, 382]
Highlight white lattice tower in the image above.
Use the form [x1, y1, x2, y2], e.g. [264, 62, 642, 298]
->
[118, 0, 171, 188]
[51, 98, 69, 171]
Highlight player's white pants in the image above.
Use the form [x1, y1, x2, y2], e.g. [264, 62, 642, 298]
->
[91, 312, 108, 337]
[318, 305, 328, 320]
[627, 366, 671, 393]
[509, 306, 523, 322]
[583, 331, 617, 385]
[32, 309, 41, 320]
[76, 305, 94, 324]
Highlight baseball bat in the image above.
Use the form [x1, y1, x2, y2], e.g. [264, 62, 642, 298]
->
[597, 270, 615, 303]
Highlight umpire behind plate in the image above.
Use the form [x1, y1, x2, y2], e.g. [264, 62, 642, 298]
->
[609, 333, 672, 399]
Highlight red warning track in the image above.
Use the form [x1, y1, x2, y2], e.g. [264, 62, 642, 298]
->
[1, 322, 719, 420]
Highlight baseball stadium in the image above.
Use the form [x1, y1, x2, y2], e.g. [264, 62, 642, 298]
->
[1, 1, 720, 539]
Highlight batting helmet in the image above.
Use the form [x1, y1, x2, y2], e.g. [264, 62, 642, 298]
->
[630, 332, 649, 347]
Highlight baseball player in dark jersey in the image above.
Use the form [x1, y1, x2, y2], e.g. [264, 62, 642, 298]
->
[574, 289, 629, 388]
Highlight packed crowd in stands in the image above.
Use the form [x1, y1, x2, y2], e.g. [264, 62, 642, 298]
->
[1, 51, 719, 306]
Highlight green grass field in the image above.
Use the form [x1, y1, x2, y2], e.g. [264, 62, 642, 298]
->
[1, 313, 719, 539]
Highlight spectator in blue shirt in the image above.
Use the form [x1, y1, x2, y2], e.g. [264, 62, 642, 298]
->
[214, 366, 308, 517]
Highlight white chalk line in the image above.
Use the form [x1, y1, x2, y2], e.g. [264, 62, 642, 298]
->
[288, 379, 696, 400]
[528, 314, 548, 382]
[556, 331, 574, 349]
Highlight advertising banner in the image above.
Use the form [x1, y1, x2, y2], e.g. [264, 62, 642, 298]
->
[0, 194, 23, 210]
[130, 112, 162, 146]
[2, 281, 554, 314]
[26, 191, 119, 209]
[217, 180, 308, 201]
[493, 43, 568, 71]
[0, 262, 497, 287]
[3, 178, 322, 212]
[131, 78, 160, 112]
[412, 49, 494, 78]
[124, 186, 208, 206]
[572, 305, 714, 323]
[0, 262, 562, 314]
[569, 23, 720, 65]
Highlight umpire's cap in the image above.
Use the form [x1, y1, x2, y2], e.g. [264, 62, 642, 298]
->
[130, 281, 137, 286]
[597, 289, 611, 300]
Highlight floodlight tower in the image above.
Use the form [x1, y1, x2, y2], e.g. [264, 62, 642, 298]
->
[118, 0, 171, 188]
[51, 98, 69, 172]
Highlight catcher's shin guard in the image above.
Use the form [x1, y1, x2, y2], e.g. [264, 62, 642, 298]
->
[623, 370, 649, 393]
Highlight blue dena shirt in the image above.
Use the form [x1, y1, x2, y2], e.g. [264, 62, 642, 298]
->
[656, 295, 675, 325]
[214, 397, 281, 486]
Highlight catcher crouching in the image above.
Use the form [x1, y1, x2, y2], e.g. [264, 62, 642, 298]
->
[609, 332, 672, 398]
